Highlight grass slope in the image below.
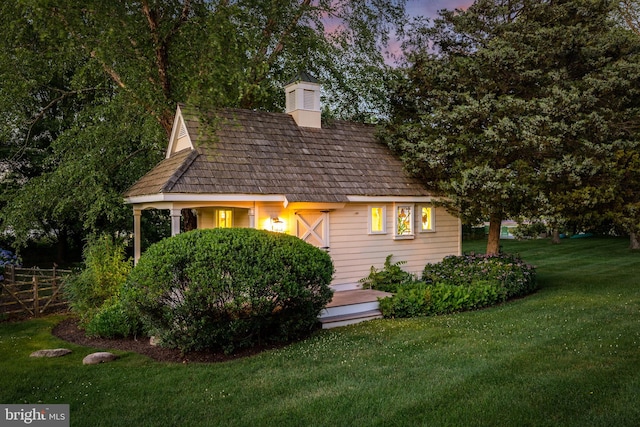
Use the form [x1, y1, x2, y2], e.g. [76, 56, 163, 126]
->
[1, 237, 639, 426]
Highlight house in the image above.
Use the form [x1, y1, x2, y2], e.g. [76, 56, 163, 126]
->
[124, 74, 461, 327]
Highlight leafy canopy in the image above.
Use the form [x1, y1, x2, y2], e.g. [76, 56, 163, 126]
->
[382, 0, 640, 253]
[0, 0, 408, 252]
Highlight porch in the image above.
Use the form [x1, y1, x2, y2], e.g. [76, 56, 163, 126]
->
[319, 289, 392, 329]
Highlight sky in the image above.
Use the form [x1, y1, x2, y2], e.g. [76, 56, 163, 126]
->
[381, 0, 473, 63]
[406, 0, 473, 19]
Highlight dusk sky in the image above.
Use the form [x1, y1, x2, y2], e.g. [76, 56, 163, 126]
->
[406, 0, 473, 19]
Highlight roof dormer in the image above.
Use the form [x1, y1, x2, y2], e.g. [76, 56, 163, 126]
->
[285, 72, 321, 129]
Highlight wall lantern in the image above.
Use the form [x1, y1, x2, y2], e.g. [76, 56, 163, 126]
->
[270, 217, 286, 233]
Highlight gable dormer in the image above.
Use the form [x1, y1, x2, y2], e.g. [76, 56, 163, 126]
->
[285, 72, 321, 129]
[166, 104, 194, 158]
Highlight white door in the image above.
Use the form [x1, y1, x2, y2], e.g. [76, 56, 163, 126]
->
[295, 211, 330, 250]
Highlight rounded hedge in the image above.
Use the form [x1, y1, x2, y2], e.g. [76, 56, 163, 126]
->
[125, 228, 334, 353]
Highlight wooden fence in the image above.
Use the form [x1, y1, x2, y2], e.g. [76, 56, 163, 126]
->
[1, 265, 71, 318]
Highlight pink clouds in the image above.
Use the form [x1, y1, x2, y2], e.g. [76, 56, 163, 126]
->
[406, 0, 472, 19]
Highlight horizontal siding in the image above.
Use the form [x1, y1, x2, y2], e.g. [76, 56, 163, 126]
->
[327, 204, 460, 286]
[195, 202, 461, 288]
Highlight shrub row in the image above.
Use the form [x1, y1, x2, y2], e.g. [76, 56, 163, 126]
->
[367, 253, 537, 318]
[67, 229, 335, 353]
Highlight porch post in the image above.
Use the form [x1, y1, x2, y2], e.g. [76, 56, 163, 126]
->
[249, 207, 256, 228]
[170, 208, 181, 236]
[133, 208, 142, 264]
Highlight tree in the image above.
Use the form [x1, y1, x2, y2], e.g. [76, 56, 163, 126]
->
[0, 0, 408, 259]
[382, 0, 640, 254]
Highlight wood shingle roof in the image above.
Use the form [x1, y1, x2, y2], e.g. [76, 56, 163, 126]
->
[124, 106, 431, 202]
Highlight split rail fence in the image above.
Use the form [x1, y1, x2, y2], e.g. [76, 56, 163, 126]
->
[1, 265, 71, 318]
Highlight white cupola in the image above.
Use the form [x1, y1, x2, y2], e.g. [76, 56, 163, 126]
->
[285, 72, 321, 129]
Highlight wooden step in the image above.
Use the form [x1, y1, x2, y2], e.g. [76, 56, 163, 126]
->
[318, 289, 392, 329]
[319, 309, 383, 329]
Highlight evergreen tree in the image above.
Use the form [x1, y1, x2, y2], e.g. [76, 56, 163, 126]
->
[382, 0, 640, 253]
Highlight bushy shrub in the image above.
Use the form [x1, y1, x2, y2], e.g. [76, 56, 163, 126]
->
[126, 228, 334, 354]
[379, 280, 507, 318]
[84, 297, 141, 338]
[374, 252, 537, 318]
[0, 248, 22, 282]
[65, 234, 133, 329]
[359, 254, 416, 292]
[422, 253, 537, 299]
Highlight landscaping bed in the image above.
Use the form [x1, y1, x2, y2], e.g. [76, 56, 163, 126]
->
[52, 317, 290, 363]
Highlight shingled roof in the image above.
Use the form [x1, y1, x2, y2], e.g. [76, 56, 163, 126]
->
[124, 106, 431, 203]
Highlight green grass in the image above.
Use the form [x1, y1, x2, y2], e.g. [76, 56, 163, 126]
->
[1, 237, 639, 426]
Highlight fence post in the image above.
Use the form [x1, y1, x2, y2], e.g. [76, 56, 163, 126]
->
[33, 274, 39, 317]
[8, 265, 15, 284]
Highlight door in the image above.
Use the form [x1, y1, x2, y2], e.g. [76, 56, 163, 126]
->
[295, 211, 330, 250]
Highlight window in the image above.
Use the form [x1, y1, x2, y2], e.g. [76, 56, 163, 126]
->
[369, 206, 386, 234]
[216, 209, 233, 228]
[395, 204, 414, 238]
[420, 206, 435, 232]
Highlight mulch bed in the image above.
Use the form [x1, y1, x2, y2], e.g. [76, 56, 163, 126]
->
[51, 317, 286, 364]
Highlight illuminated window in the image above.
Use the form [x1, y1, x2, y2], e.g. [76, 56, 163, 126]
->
[421, 207, 435, 232]
[369, 206, 386, 234]
[395, 204, 414, 238]
[216, 209, 233, 228]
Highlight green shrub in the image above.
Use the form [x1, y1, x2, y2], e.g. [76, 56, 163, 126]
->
[376, 252, 537, 318]
[84, 297, 141, 338]
[126, 228, 334, 354]
[422, 253, 537, 299]
[65, 234, 133, 327]
[378, 280, 507, 318]
[359, 254, 417, 292]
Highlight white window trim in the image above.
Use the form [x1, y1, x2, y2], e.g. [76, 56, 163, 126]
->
[394, 203, 415, 240]
[368, 205, 387, 234]
[419, 206, 436, 233]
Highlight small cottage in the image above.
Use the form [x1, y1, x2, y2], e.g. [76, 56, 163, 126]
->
[124, 74, 461, 326]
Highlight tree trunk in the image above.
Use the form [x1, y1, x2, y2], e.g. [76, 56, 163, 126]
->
[486, 213, 502, 255]
[630, 232, 640, 250]
[551, 228, 561, 244]
[182, 209, 197, 232]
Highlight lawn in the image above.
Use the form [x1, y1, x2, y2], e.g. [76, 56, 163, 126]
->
[1, 237, 639, 426]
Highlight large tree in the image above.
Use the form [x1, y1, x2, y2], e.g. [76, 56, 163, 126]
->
[382, 0, 640, 254]
[0, 0, 408, 258]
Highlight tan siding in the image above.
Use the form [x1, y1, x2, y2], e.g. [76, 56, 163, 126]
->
[327, 204, 460, 286]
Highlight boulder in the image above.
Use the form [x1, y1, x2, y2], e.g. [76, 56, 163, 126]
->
[82, 352, 118, 365]
[30, 348, 72, 358]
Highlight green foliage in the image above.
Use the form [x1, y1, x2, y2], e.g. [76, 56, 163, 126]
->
[377, 252, 537, 318]
[359, 254, 416, 292]
[423, 253, 537, 299]
[0, 1, 408, 254]
[65, 234, 132, 326]
[382, 0, 640, 253]
[84, 297, 141, 339]
[512, 221, 547, 240]
[126, 228, 334, 354]
[379, 280, 506, 318]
